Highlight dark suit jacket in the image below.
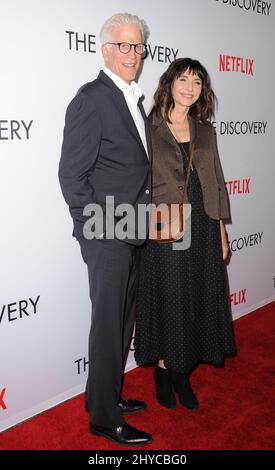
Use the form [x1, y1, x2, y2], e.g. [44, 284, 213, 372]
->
[149, 112, 230, 220]
[59, 71, 152, 244]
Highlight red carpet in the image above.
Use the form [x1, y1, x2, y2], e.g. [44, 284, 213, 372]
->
[1, 302, 275, 450]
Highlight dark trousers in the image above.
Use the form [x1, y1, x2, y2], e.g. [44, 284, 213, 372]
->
[78, 237, 141, 427]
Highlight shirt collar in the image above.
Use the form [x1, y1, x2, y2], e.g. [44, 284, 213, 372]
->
[104, 67, 143, 99]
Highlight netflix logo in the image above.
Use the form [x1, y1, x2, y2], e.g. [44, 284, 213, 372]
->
[0, 388, 7, 411]
[219, 54, 254, 75]
[230, 289, 247, 306]
[225, 178, 251, 195]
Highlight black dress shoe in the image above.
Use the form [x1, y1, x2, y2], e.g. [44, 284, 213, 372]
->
[90, 422, 152, 446]
[85, 398, 146, 414]
[118, 398, 146, 414]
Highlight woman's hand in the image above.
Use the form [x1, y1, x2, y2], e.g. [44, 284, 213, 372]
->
[220, 220, 229, 261]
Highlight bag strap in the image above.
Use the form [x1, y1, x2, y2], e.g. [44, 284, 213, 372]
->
[183, 143, 195, 203]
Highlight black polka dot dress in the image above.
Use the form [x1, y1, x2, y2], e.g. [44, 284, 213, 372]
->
[134, 143, 236, 373]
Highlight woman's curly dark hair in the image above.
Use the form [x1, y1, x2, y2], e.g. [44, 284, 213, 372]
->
[153, 58, 217, 122]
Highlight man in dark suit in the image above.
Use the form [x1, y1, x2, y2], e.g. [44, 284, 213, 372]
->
[59, 13, 152, 445]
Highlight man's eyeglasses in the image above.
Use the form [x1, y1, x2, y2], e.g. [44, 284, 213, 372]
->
[105, 42, 148, 57]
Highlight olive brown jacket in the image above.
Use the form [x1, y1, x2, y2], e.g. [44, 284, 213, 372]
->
[149, 112, 230, 220]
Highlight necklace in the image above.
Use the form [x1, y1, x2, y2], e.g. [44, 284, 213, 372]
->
[168, 122, 193, 171]
[167, 121, 195, 202]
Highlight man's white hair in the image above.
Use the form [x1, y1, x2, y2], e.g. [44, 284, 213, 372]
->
[100, 12, 150, 44]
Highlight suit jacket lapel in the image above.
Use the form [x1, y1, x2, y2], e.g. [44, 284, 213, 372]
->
[188, 115, 196, 145]
[152, 112, 179, 153]
[138, 99, 152, 161]
[98, 71, 149, 160]
[188, 115, 198, 165]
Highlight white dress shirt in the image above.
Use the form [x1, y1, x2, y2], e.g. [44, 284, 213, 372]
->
[104, 67, 148, 157]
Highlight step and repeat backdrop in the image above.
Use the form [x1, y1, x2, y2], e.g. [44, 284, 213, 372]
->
[0, 0, 274, 431]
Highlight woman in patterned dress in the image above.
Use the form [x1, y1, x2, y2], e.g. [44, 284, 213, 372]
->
[134, 58, 236, 409]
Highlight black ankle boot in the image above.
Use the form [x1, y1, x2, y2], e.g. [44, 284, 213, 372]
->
[171, 371, 199, 410]
[154, 366, 176, 408]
